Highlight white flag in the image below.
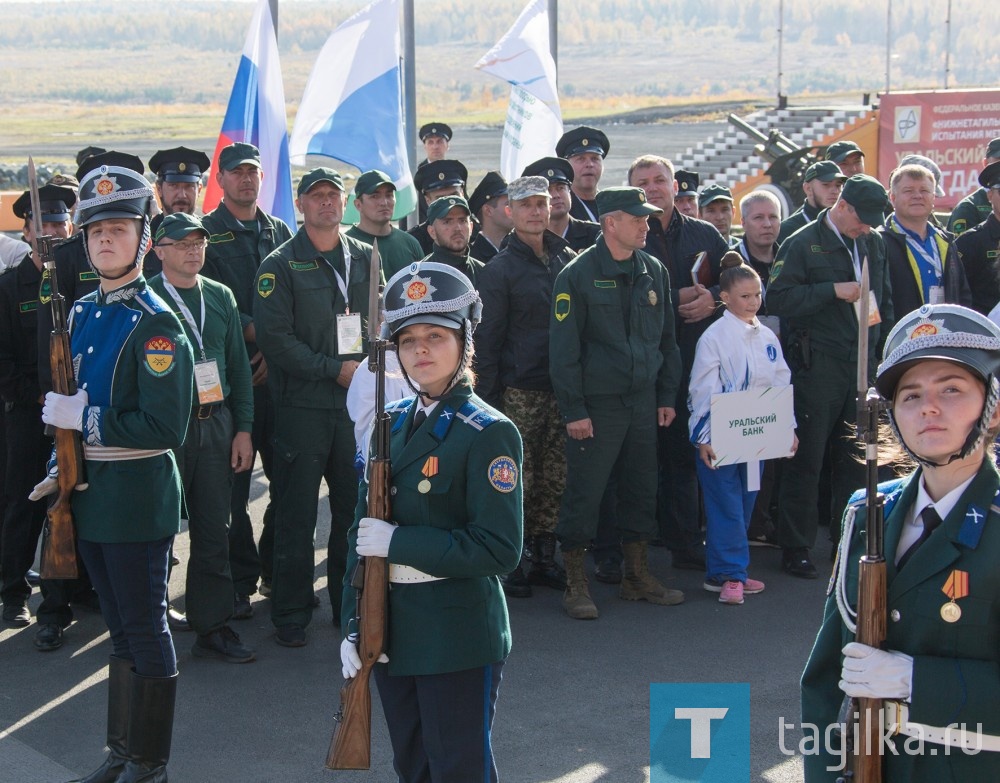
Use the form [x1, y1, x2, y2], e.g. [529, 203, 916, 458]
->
[289, 0, 416, 220]
[475, 0, 563, 181]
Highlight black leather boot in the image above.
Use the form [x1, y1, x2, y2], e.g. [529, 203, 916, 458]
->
[114, 671, 177, 783]
[68, 656, 131, 783]
[500, 555, 532, 598]
[526, 534, 567, 590]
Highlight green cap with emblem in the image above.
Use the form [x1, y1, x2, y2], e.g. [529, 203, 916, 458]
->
[825, 140, 864, 163]
[155, 212, 207, 244]
[522, 156, 573, 184]
[674, 169, 699, 199]
[596, 187, 662, 218]
[697, 183, 733, 208]
[218, 142, 261, 171]
[426, 195, 471, 224]
[149, 146, 211, 183]
[419, 123, 453, 142]
[355, 169, 395, 196]
[297, 167, 345, 196]
[840, 174, 888, 228]
[804, 160, 847, 183]
[556, 126, 610, 159]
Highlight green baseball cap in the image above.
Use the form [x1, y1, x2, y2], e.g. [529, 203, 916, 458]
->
[698, 183, 733, 208]
[840, 174, 888, 228]
[155, 212, 207, 244]
[355, 170, 395, 196]
[218, 142, 261, 171]
[804, 160, 847, 183]
[426, 195, 471, 224]
[596, 187, 662, 218]
[825, 140, 864, 163]
[297, 167, 345, 196]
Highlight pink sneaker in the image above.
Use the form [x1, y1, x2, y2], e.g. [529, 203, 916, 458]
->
[744, 577, 765, 594]
[718, 580, 744, 605]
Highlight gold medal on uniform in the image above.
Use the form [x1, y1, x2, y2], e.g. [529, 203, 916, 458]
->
[418, 456, 438, 494]
[940, 569, 969, 623]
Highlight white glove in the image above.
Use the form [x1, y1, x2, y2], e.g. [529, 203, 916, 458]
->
[357, 517, 396, 558]
[42, 389, 88, 432]
[340, 635, 388, 679]
[839, 642, 913, 701]
[29, 453, 59, 501]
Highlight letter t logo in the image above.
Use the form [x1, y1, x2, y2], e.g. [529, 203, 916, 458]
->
[674, 707, 729, 758]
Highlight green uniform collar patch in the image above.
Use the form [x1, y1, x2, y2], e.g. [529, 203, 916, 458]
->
[289, 259, 319, 271]
[257, 272, 276, 298]
[19, 300, 39, 313]
[79, 270, 99, 282]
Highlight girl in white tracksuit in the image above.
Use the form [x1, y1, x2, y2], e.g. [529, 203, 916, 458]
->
[688, 254, 796, 604]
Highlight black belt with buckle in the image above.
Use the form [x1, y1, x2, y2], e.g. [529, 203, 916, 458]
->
[193, 402, 223, 420]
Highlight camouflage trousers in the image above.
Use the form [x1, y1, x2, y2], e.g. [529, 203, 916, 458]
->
[502, 388, 566, 537]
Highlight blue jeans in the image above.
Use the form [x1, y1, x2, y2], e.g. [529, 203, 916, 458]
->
[696, 459, 760, 584]
[78, 536, 176, 677]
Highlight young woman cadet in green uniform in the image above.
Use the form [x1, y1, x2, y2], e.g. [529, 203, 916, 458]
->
[802, 303, 1000, 781]
[340, 261, 523, 783]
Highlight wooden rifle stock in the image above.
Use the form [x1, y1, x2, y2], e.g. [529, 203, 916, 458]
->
[40, 237, 82, 581]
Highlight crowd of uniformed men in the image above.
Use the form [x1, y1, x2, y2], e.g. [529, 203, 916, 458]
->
[3, 122, 1000, 651]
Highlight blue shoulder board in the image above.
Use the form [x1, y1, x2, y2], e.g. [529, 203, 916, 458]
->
[847, 476, 908, 517]
[388, 396, 416, 433]
[136, 287, 171, 315]
[454, 399, 500, 431]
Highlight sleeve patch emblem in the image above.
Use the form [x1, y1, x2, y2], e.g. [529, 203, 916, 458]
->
[144, 336, 176, 377]
[257, 273, 276, 298]
[554, 292, 571, 322]
[488, 456, 518, 493]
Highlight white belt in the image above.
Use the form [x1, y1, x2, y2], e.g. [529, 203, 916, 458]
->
[886, 701, 1000, 752]
[388, 564, 446, 584]
[84, 445, 170, 462]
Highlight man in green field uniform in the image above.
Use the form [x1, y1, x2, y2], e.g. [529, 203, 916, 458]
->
[421, 195, 484, 286]
[201, 142, 292, 618]
[948, 137, 1000, 236]
[549, 186, 683, 620]
[766, 175, 894, 578]
[254, 167, 374, 647]
[345, 169, 422, 280]
[148, 213, 256, 665]
[777, 160, 846, 245]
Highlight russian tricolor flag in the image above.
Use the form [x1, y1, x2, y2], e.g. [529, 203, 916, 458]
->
[202, 0, 296, 228]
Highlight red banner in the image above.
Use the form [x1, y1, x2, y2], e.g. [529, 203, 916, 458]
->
[878, 89, 1000, 210]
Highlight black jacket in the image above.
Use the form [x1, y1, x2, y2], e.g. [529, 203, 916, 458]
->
[955, 213, 1000, 316]
[474, 230, 575, 407]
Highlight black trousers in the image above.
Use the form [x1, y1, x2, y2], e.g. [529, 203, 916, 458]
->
[374, 661, 504, 783]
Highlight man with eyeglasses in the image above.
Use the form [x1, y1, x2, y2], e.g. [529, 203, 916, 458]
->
[956, 159, 1000, 316]
[143, 147, 211, 278]
[147, 213, 256, 663]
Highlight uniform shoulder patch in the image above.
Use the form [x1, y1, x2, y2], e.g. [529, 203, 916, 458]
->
[488, 455, 518, 493]
[554, 292, 571, 321]
[39, 268, 53, 304]
[456, 400, 498, 431]
[257, 273, 276, 298]
[144, 336, 176, 377]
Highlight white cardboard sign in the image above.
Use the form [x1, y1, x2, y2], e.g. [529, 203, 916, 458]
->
[709, 385, 795, 468]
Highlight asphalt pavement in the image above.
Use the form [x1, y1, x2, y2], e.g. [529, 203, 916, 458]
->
[0, 464, 831, 783]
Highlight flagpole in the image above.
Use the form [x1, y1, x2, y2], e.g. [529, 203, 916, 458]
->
[269, 0, 278, 33]
[548, 0, 557, 84]
[402, 0, 418, 228]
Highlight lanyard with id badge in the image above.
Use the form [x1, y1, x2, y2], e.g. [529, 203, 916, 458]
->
[162, 280, 225, 404]
[829, 215, 882, 329]
[328, 243, 364, 355]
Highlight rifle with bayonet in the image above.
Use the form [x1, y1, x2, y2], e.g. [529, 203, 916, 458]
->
[837, 259, 887, 783]
[326, 240, 389, 770]
[30, 157, 83, 580]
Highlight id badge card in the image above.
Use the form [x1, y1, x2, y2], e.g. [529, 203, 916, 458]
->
[195, 359, 225, 404]
[337, 312, 364, 355]
[854, 291, 882, 327]
[928, 285, 945, 305]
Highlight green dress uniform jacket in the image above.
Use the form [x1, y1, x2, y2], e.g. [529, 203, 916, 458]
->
[802, 460, 1000, 782]
[766, 210, 893, 366]
[549, 235, 682, 424]
[955, 213, 1000, 316]
[345, 225, 423, 281]
[147, 274, 254, 433]
[422, 244, 484, 288]
[253, 230, 373, 410]
[948, 187, 991, 235]
[201, 202, 293, 335]
[69, 279, 194, 543]
[342, 382, 523, 677]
